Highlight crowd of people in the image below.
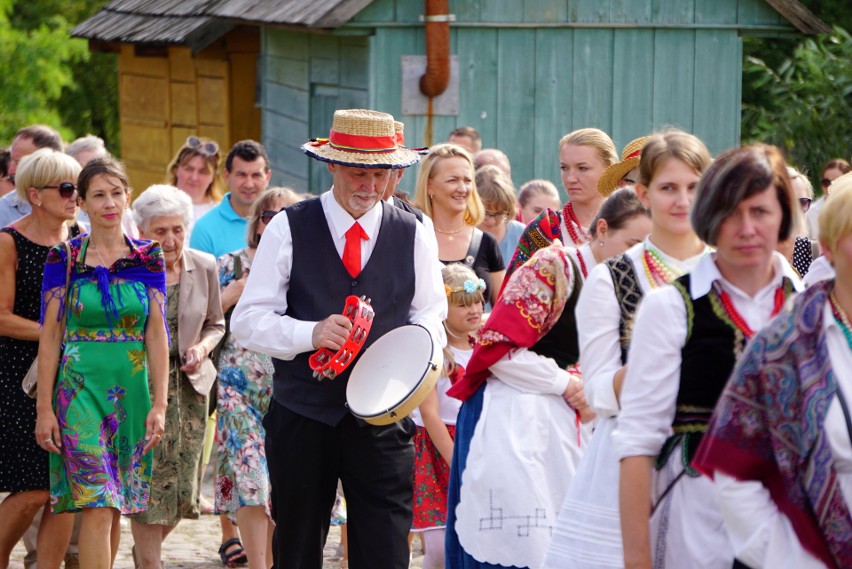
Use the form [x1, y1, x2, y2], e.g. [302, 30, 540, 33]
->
[0, 110, 850, 569]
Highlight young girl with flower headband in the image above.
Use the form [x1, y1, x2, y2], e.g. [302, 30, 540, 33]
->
[544, 129, 713, 569]
[410, 264, 484, 569]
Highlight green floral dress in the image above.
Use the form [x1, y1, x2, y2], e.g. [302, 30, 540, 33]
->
[44, 237, 165, 514]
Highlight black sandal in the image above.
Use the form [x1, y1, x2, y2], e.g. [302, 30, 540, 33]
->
[218, 537, 248, 567]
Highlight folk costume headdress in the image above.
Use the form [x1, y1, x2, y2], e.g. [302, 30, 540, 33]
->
[447, 242, 575, 401]
[301, 109, 422, 169]
[596, 136, 650, 197]
[503, 208, 563, 283]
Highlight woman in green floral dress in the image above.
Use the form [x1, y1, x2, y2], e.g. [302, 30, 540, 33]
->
[36, 156, 169, 569]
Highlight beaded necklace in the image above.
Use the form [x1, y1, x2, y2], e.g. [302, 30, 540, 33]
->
[829, 290, 852, 349]
[575, 247, 589, 278]
[642, 247, 682, 288]
[562, 202, 588, 245]
[715, 285, 786, 339]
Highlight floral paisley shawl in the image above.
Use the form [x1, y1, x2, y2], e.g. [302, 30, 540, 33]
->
[693, 280, 852, 569]
[41, 235, 167, 338]
[448, 242, 576, 401]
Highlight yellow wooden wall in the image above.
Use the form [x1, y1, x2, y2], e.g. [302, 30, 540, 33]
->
[118, 27, 261, 193]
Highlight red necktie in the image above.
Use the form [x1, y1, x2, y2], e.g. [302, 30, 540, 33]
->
[343, 222, 368, 278]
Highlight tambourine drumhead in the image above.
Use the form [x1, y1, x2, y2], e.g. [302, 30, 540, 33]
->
[346, 325, 443, 425]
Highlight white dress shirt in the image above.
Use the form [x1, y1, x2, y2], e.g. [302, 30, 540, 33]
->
[578, 239, 707, 418]
[713, 302, 852, 569]
[231, 191, 447, 360]
[614, 251, 803, 460]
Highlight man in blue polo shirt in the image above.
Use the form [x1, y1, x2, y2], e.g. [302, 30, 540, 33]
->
[190, 140, 271, 257]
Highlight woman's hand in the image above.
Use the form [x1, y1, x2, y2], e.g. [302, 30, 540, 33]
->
[180, 344, 206, 374]
[142, 403, 166, 454]
[35, 409, 62, 455]
[562, 377, 596, 423]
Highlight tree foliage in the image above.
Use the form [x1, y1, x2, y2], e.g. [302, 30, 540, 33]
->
[741, 27, 852, 191]
[0, 0, 118, 152]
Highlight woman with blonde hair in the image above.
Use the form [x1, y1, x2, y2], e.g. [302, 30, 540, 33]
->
[167, 136, 224, 221]
[0, 148, 81, 568]
[414, 143, 505, 306]
[558, 128, 618, 246]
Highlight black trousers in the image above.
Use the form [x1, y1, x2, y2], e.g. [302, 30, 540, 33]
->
[264, 399, 416, 569]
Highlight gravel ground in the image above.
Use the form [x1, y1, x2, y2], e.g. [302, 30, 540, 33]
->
[6, 467, 425, 568]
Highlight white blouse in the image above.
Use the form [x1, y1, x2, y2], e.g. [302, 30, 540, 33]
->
[565, 242, 597, 281]
[713, 302, 852, 569]
[577, 239, 706, 418]
[613, 252, 803, 460]
[410, 345, 471, 427]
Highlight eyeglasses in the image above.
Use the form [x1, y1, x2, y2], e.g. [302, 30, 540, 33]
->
[821, 178, 834, 189]
[185, 136, 219, 157]
[41, 182, 77, 199]
[798, 197, 812, 212]
[259, 209, 281, 225]
[483, 210, 508, 222]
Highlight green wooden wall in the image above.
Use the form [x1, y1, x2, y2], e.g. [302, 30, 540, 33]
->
[262, 0, 798, 194]
[262, 30, 369, 190]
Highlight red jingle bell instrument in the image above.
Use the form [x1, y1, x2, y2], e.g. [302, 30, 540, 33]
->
[309, 295, 374, 380]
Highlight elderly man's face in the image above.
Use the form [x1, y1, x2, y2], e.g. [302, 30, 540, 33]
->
[9, 135, 38, 178]
[328, 163, 391, 218]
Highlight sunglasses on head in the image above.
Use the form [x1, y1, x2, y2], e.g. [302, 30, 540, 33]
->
[42, 182, 77, 199]
[260, 209, 281, 225]
[798, 197, 812, 212]
[185, 136, 219, 157]
[821, 178, 834, 189]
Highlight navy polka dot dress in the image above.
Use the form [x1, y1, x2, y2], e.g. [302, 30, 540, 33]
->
[0, 227, 50, 491]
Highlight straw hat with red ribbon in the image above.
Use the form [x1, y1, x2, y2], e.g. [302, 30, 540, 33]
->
[596, 136, 650, 197]
[301, 109, 422, 169]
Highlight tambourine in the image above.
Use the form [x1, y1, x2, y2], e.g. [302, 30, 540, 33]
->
[309, 295, 374, 380]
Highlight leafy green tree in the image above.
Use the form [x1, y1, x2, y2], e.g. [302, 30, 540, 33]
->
[742, 27, 851, 191]
[0, 0, 89, 142]
[0, 0, 117, 153]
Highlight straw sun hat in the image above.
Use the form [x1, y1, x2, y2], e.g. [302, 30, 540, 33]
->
[301, 109, 421, 169]
[597, 136, 650, 197]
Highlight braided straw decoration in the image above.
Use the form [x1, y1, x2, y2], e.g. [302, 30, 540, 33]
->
[331, 109, 395, 137]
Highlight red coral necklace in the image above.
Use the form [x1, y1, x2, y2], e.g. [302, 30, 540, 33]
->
[562, 202, 588, 245]
[717, 286, 785, 339]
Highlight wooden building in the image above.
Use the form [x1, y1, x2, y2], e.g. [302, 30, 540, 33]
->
[75, 0, 828, 195]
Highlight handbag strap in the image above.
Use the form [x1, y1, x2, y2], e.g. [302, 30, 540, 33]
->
[464, 228, 483, 269]
[234, 254, 243, 280]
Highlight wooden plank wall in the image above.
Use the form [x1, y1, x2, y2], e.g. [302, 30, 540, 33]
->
[261, 29, 369, 192]
[350, 0, 789, 197]
[118, 27, 260, 195]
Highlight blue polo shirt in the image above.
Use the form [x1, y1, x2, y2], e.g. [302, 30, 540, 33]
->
[189, 193, 248, 258]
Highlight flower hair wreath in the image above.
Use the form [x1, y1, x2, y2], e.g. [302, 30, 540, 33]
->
[445, 278, 487, 297]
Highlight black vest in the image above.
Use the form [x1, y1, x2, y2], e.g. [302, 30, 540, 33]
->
[658, 274, 794, 474]
[272, 198, 417, 425]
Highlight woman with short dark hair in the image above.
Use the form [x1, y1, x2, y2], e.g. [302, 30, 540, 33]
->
[694, 174, 852, 569]
[616, 144, 802, 569]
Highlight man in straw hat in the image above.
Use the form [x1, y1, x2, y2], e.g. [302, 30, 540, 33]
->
[232, 109, 447, 569]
